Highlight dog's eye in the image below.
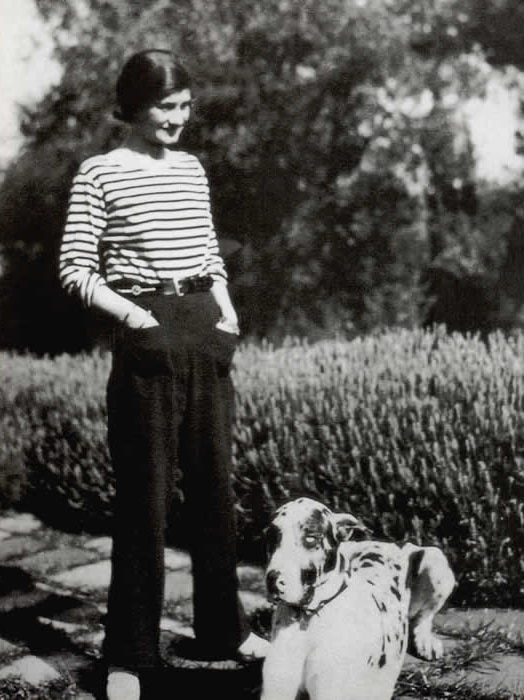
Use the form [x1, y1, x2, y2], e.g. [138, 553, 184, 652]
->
[304, 535, 320, 547]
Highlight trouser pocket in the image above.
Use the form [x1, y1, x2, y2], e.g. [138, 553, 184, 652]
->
[122, 324, 172, 376]
[207, 325, 239, 375]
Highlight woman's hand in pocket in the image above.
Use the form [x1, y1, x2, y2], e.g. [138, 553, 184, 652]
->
[123, 306, 160, 329]
[216, 316, 240, 335]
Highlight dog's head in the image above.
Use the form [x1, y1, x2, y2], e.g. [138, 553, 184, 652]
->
[265, 497, 368, 608]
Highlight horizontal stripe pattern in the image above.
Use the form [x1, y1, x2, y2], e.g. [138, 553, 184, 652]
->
[59, 148, 226, 306]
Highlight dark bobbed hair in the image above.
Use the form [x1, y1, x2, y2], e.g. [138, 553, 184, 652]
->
[115, 50, 191, 122]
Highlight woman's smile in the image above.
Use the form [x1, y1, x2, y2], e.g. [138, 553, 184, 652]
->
[131, 88, 192, 152]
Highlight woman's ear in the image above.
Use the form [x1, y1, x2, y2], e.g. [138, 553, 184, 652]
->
[333, 512, 372, 541]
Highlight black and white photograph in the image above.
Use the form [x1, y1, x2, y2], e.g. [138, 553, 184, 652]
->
[1, 1, 524, 698]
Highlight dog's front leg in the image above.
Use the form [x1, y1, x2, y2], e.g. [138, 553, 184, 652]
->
[405, 544, 455, 660]
[261, 608, 307, 700]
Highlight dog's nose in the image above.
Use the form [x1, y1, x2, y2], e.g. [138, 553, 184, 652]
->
[266, 569, 286, 596]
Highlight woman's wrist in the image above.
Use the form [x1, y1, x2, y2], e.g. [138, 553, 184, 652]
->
[121, 305, 156, 329]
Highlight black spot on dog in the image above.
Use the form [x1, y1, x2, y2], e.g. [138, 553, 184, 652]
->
[323, 545, 338, 574]
[302, 508, 326, 532]
[301, 565, 317, 587]
[390, 585, 401, 601]
[378, 652, 386, 668]
[359, 552, 385, 565]
[371, 594, 388, 614]
[325, 520, 338, 549]
[406, 549, 424, 590]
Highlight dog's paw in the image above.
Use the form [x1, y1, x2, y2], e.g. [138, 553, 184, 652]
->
[410, 622, 444, 661]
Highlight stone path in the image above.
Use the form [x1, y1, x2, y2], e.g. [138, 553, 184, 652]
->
[0, 512, 523, 698]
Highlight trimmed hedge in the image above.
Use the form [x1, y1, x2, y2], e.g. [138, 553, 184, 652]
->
[0, 351, 111, 529]
[2, 326, 524, 604]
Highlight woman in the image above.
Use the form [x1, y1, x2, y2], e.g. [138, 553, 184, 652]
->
[59, 49, 268, 700]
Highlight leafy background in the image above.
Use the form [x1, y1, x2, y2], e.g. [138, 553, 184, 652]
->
[2, 0, 524, 352]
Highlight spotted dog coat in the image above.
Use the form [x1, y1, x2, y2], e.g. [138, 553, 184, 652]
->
[261, 498, 455, 700]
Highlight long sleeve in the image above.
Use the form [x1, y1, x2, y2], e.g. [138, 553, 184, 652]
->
[198, 164, 227, 283]
[59, 166, 108, 307]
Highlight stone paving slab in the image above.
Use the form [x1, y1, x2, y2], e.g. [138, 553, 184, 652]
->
[37, 616, 88, 635]
[0, 588, 50, 613]
[438, 653, 524, 696]
[29, 588, 103, 625]
[439, 607, 524, 641]
[4, 512, 524, 699]
[0, 514, 42, 535]
[237, 564, 264, 580]
[164, 570, 193, 601]
[49, 560, 111, 591]
[17, 546, 100, 577]
[75, 629, 105, 649]
[82, 539, 193, 573]
[167, 597, 194, 621]
[0, 536, 49, 562]
[165, 548, 191, 570]
[0, 639, 19, 656]
[84, 536, 112, 556]
[239, 590, 270, 615]
[160, 618, 194, 637]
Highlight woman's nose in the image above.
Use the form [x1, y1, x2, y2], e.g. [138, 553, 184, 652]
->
[165, 108, 189, 125]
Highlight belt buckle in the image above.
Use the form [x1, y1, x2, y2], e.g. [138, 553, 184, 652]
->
[131, 284, 142, 296]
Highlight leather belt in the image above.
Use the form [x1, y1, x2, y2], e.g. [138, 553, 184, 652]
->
[113, 275, 213, 297]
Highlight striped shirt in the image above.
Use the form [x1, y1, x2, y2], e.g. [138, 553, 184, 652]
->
[59, 147, 226, 306]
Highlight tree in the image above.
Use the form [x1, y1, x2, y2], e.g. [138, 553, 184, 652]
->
[0, 0, 521, 351]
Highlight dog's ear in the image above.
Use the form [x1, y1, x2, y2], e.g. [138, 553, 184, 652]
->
[333, 512, 372, 541]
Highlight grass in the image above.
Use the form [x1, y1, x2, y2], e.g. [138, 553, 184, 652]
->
[395, 621, 524, 699]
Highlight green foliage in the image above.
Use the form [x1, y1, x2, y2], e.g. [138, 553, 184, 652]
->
[2, 0, 524, 351]
[2, 327, 524, 605]
[0, 351, 112, 530]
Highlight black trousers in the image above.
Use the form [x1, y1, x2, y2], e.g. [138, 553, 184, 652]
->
[103, 291, 250, 670]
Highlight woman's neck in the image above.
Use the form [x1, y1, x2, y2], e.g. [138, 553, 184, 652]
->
[123, 132, 170, 160]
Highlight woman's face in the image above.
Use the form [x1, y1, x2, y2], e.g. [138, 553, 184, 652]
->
[131, 89, 192, 148]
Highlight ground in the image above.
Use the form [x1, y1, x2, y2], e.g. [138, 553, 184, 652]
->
[0, 512, 523, 699]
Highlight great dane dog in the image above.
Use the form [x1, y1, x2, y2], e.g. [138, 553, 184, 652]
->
[261, 498, 455, 700]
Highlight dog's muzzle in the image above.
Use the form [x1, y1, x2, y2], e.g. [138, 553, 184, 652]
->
[266, 569, 287, 601]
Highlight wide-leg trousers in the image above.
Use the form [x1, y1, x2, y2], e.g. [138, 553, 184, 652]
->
[103, 291, 250, 671]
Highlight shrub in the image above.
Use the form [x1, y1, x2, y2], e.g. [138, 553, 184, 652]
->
[1, 326, 524, 604]
[0, 351, 112, 530]
[232, 327, 524, 604]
